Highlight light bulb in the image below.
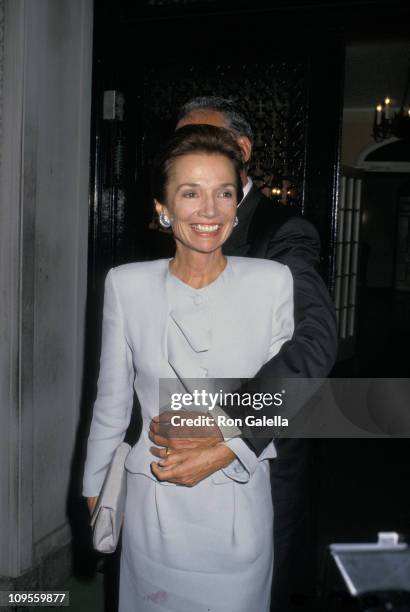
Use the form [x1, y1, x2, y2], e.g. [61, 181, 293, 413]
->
[384, 97, 391, 105]
[376, 104, 383, 112]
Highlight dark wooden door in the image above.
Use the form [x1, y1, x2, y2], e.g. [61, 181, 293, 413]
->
[89, 3, 345, 294]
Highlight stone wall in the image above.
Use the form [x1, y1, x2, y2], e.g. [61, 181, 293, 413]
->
[0, 0, 93, 584]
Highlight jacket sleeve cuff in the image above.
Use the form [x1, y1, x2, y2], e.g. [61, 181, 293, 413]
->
[82, 485, 101, 498]
[82, 460, 113, 497]
[219, 438, 277, 483]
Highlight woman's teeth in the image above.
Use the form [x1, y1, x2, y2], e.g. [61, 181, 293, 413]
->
[191, 224, 220, 232]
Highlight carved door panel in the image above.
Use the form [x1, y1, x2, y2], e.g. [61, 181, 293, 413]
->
[89, 45, 343, 291]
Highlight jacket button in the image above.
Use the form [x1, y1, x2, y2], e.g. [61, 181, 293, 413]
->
[233, 461, 244, 474]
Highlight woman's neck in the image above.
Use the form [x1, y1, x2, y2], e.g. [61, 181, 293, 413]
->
[170, 247, 227, 289]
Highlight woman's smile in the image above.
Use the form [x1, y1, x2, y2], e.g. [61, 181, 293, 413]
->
[190, 223, 222, 235]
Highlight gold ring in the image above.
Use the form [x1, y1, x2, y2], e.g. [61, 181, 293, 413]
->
[165, 447, 172, 456]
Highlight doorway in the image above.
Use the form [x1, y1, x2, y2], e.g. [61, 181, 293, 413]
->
[354, 139, 410, 376]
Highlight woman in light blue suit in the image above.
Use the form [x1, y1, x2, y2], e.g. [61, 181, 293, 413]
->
[83, 125, 294, 612]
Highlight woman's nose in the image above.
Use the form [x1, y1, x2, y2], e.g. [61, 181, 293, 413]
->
[199, 193, 218, 217]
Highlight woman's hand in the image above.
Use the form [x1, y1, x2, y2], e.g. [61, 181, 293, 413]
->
[150, 443, 236, 487]
[87, 496, 98, 516]
[87, 496, 124, 528]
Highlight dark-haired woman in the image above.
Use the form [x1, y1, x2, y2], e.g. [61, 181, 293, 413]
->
[83, 125, 294, 612]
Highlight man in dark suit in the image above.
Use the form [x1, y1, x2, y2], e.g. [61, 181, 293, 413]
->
[149, 97, 338, 611]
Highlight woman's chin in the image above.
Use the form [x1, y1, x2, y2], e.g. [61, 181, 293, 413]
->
[175, 231, 231, 254]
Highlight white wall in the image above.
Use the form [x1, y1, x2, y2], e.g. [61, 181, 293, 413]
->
[0, 0, 93, 578]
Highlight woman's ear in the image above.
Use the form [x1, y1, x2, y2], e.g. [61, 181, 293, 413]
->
[237, 136, 252, 164]
[154, 199, 170, 217]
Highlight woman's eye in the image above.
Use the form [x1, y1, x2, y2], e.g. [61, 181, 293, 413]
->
[219, 191, 234, 198]
[182, 191, 197, 198]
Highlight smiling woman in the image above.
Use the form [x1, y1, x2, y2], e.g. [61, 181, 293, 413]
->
[82, 123, 294, 612]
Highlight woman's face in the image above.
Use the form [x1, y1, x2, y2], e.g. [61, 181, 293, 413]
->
[156, 153, 238, 255]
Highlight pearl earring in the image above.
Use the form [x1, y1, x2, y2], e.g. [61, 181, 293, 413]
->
[159, 212, 172, 228]
[233, 216, 239, 227]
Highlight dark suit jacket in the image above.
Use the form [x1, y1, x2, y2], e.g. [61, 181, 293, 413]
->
[221, 184, 338, 455]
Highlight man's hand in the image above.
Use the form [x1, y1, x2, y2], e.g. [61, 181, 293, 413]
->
[149, 410, 223, 452]
[150, 443, 236, 487]
[149, 411, 229, 486]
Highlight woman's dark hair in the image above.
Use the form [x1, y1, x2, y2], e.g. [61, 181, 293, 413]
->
[152, 124, 244, 204]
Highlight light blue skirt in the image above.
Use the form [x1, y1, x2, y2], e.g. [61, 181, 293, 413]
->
[119, 467, 273, 612]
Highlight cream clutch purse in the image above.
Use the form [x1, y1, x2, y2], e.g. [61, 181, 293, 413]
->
[90, 442, 131, 553]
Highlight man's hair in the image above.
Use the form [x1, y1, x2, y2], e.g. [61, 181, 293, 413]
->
[152, 124, 244, 204]
[177, 97, 254, 143]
